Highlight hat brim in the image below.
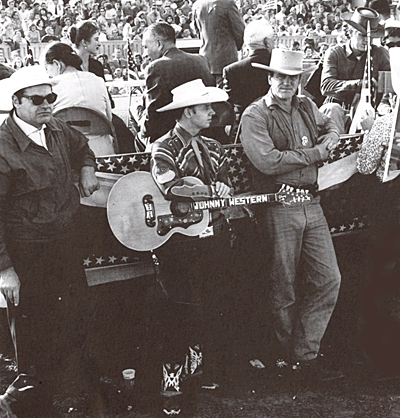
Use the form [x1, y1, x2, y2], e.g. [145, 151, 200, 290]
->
[252, 62, 318, 76]
[157, 88, 229, 112]
[0, 77, 56, 112]
[342, 13, 385, 38]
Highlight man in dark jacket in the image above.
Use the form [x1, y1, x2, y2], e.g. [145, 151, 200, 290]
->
[140, 22, 215, 146]
[0, 66, 99, 417]
[223, 19, 273, 117]
[193, 0, 245, 88]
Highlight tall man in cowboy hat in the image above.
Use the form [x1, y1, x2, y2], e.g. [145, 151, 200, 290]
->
[241, 49, 343, 381]
[0, 66, 99, 417]
[320, 7, 390, 133]
[150, 79, 231, 417]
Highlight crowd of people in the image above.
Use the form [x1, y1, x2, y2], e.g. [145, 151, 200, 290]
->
[1, 0, 400, 415]
[0, 0, 382, 79]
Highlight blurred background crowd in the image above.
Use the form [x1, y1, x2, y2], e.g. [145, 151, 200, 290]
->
[0, 0, 366, 81]
[0, 0, 398, 84]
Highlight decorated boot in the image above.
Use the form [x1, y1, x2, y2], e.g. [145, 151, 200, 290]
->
[161, 363, 184, 417]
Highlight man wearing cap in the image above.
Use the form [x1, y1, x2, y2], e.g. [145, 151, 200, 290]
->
[0, 66, 99, 417]
[241, 49, 343, 381]
[320, 7, 390, 133]
[139, 22, 215, 146]
[150, 79, 231, 416]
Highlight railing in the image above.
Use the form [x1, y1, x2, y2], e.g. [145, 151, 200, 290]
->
[0, 35, 338, 62]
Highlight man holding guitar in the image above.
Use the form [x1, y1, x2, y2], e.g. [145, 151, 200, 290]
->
[320, 7, 390, 134]
[241, 49, 343, 382]
[150, 79, 231, 417]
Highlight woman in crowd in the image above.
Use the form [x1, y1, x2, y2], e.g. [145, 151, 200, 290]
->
[70, 20, 136, 152]
[11, 54, 24, 70]
[42, 41, 115, 155]
[69, 20, 103, 77]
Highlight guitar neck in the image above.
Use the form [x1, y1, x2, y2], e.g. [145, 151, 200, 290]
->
[192, 193, 277, 210]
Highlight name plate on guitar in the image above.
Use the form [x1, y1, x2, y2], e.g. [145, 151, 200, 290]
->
[107, 172, 311, 252]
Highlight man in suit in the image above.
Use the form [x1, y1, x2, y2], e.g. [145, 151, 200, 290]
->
[140, 22, 215, 146]
[193, 0, 245, 88]
[109, 47, 128, 73]
[223, 19, 274, 117]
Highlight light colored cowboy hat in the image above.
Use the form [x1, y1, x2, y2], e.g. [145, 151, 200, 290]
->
[0, 65, 55, 111]
[341, 7, 384, 38]
[251, 49, 318, 76]
[157, 79, 228, 112]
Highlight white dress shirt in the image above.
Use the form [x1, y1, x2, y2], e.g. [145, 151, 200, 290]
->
[13, 113, 48, 150]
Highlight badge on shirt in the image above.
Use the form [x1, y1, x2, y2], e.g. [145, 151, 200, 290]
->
[301, 136, 309, 146]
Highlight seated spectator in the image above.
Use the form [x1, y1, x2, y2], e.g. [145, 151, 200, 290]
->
[60, 25, 71, 44]
[304, 44, 319, 60]
[49, 15, 62, 38]
[109, 28, 123, 40]
[10, 54, 23, 70]
[181, 28, 193, 38]
[97, 7, 107, 28]
[292, 40, 301, 51]
[109, 47, 127, 72]
[122, 15, 134, 40]
[36, 18, 46, 38]
[41, 25, 59, 42]
[104, 17, 118, 39]
[10, 29, 26, 51]
[43, 42, 115, 155]
[97, 53, 112, 75]
[104, 2, 117, 21]
[165, 14, 181, 36]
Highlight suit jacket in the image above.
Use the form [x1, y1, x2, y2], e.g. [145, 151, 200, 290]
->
[222, 48, 271, 115]
[142, 47, 215, 143]
[193, 0, 245, 74]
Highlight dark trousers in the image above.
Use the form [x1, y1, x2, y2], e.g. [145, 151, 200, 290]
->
[6, 232, 89, 416]
[151, 220, 232, 380]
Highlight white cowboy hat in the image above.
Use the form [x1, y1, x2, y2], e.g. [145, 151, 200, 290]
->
[251, 49, 318, 76]
[0, 66, 55, 111]
[341, 7, 384, 38]
[157, 79, 228, 112]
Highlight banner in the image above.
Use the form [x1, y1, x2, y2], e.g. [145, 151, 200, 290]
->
[318, 133, 364, 191]
[382, 100, 400, 182]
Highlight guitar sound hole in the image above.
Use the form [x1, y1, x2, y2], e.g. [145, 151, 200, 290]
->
[170, 200, 191, 217]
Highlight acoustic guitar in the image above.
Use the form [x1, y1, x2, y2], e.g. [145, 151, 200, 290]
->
[107, 171, 311, 252]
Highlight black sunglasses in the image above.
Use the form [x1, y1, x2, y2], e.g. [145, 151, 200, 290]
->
[385, 41, 400, 48]
[22, 92, 57, 106]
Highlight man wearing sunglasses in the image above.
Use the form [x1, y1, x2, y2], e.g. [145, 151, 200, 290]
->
[0, 66, 99, 417]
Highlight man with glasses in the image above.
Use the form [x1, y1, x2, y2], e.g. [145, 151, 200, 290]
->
[241, 49, 343, 382]
[0, 66, 99, 417]
[320, 7, 390, 133]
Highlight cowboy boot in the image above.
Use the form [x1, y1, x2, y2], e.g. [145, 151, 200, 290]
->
[160, 363, 184, 417]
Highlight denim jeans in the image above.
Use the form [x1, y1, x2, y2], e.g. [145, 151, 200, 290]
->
[259, 197, 341, 361]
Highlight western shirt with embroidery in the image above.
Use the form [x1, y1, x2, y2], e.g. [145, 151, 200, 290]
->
[151, 123, 230, 198]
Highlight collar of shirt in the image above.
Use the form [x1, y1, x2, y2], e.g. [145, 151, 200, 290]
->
[264, 90, 300, 113]
[174, 122, 197, 146]
[345, 40, 363, 60]
[13, 112, 48, 150]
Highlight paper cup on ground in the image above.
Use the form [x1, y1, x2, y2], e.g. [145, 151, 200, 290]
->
[122, 369, 136, 389]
